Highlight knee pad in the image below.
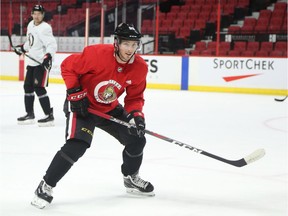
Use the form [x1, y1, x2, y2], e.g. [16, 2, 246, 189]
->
[24, 84, 34, 93]
[125, 137, 146, 156]
[34, 87, 47, 97]
[60, 139, 90, 163]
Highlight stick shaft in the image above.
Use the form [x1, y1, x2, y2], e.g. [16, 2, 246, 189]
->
[87, 108, 250, 167]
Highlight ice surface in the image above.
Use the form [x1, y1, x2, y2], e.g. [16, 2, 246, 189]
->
[0, 80, 287, 216]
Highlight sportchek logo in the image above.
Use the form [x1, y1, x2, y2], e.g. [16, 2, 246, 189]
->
[213, 58, 274, 82]
[222, 74, 261, 82]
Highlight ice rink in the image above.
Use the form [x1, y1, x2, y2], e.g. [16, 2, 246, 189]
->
[0, 80, 287, 216]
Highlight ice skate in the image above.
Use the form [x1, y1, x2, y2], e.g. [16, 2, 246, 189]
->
[17, 112, 35, 125]
[38, 108, 54, 127]
[31, 180, 53, 209]
[124, 172, 155, 196]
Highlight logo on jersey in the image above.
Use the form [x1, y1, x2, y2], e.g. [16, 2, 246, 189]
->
[94, 80, 122, 104]
[117, 67, 123, 72]
[126, 80, 132, 84]
[28, 33, 34, 47]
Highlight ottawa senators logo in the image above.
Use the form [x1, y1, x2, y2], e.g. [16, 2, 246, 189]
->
[94, 80, 122, 104]
[99, 85, 117, 101]
[28, 33, 34, 48]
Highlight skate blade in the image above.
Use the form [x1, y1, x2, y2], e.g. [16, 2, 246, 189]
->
[17, 120, 35, 125]
[31, 195, 49, 209]
[126, 188, 155, 197]
[38, 121, 55, 127]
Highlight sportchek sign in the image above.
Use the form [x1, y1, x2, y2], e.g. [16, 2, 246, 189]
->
[213, 58, 274, 82]
[188, 57, 287, 95]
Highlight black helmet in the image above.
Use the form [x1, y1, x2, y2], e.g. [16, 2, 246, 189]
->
[114, 23, 142, 41]
[32, 5, 45, 14]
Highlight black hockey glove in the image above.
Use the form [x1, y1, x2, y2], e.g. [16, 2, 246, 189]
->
[14, 44, 26, 56]
[67, 87, 89, 117]
[127, 110, 145, 138]
[42, 53, 52, 71]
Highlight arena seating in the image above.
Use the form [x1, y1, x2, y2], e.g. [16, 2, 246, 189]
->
[0, 0, 287, 57]
[186, 0, 287, 57]
[141, 0, 287, 56]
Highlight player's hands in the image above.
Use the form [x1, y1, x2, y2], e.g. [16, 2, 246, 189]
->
[42, 53, 52, 71]
[67, 87, 89, 117]
[127, 110, 145, 138]
[14, 44, 26, 56]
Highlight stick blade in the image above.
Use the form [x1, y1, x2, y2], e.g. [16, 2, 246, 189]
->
[244, 148, 265, 165]
[274, 96, 288, 102]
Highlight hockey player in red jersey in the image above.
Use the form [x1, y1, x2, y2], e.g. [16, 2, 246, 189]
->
[31, 23, 154, 209]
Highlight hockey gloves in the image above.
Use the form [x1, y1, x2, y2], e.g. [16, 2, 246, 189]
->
[14, 44, 26, 56]
[67, 87, 89, 117]
[127, 110, 145, 138]
[42, 53, 52, 71]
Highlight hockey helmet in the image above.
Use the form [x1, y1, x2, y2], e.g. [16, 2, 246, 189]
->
[32, 5, 45, 14]
[114, 23, 142, 41]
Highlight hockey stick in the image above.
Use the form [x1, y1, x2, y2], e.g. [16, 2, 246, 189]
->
[8, 34, 42, 65]
[274, 96, 288, 102]
[87, 108, 265, 167]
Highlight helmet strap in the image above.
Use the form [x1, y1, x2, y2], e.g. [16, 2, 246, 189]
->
[114, 38, 126, 62]
[116, 51, 129, 63]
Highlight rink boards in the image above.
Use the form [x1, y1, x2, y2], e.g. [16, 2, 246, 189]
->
[0, 51, 287, 95]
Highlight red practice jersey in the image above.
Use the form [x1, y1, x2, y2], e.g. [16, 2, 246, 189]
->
[61, 44, 148, 114]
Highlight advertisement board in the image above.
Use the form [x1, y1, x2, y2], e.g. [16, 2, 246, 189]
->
[142, 55, 182, 90]
[1, 52, 287, 95]
[188, 57, 288, 94]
